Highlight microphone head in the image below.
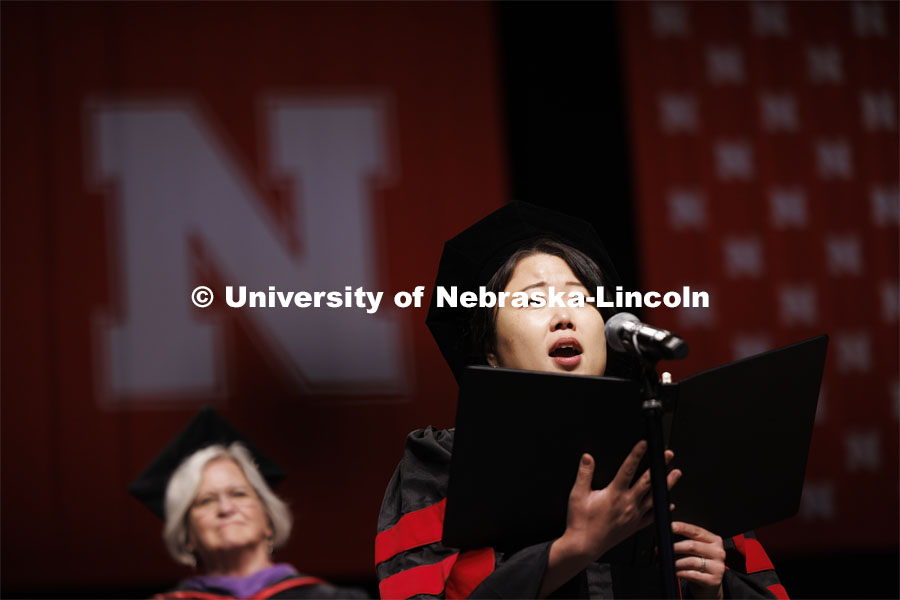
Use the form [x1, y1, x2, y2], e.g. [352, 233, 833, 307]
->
[664, 336, 690, 359]
[605, 312, 639, 353]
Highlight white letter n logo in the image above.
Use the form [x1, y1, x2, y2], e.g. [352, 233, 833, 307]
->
[87, 98, 405, 404]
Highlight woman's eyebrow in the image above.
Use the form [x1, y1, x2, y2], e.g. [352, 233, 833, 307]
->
[517, 280, 586, 293]
[517, 281, 546, 293]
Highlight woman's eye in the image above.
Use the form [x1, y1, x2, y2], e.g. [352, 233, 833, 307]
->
[230, 489, 249, 498]
[195, 496, 213, 506]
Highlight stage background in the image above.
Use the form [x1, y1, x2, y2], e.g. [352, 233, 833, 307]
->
[2, 2, 897, 598]
[620, 0, 899, 554]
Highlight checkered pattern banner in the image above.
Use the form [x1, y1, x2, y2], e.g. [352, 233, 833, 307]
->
[621, 1, 898, 552]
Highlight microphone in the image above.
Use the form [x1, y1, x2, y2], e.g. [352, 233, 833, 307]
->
[605, 312, 689, 360]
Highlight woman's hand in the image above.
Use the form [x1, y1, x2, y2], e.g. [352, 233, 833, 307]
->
[672, 521, 726, 600]
[565, 441, 680, 559]
[541, 441, 681, 597]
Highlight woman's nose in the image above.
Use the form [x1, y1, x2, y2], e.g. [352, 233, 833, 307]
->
[217, 496, 236, 515]
[551, 311, 575, 331]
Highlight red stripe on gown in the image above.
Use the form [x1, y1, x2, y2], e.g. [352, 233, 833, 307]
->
[767, 583, 789, 599]
[375, 499, 446, 564]
[379, 553, 459, 599]
[731, 534, 776, 573]
[378, 548, 496, 600]
[445, 548, 495, 599]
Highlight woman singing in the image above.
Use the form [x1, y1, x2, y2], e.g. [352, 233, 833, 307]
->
[375, 202, 785, 599]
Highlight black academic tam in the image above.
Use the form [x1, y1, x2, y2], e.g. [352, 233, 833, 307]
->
[129, 405, 286, 519]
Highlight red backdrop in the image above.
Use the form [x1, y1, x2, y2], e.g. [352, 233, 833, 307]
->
[622, 1, 899, 553]
[2, 2, 506, 590]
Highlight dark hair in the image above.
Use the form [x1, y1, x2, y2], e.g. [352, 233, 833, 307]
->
[469, 237, 635, 378]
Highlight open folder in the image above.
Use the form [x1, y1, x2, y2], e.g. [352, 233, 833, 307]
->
[442, 335, 828, 552]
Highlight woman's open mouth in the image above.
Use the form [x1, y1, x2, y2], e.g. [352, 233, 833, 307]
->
[549, 338, 583, 368]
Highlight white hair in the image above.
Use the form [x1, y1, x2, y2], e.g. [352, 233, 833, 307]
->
[162, 442, 293, 567]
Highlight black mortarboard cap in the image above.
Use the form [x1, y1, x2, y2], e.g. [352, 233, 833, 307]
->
[425, 201, 622, 383]
[128, 405, 287, 519]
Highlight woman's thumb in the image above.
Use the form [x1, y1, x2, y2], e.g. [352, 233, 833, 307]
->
[571, 453, 594, 498]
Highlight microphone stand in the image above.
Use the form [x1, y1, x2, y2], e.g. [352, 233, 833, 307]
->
[638, 358, 679, 599]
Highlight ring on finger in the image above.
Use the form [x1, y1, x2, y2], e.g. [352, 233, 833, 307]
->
[700, 557, 706, 572]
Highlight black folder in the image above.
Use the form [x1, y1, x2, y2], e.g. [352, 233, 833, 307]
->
[442, 335, 828, 552]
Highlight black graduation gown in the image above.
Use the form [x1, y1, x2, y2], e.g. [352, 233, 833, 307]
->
[375, 427, 788, 600]
[154, 573, 370, 599]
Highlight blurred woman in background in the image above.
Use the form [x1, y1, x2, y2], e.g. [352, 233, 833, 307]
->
[131, 406, 368, 600]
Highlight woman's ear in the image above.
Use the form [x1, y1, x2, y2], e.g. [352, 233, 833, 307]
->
[486, 353, 498, 367]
